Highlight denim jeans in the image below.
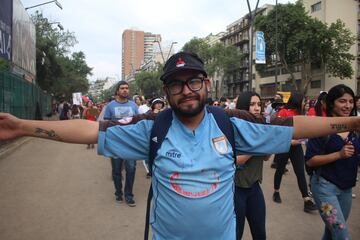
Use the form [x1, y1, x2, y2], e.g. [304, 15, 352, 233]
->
[111, 158, 137, 200]
[311, 176, 352, 240]
[234, 182, 266, 240]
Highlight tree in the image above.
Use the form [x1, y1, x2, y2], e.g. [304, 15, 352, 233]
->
[255, 2, 355, 93]
[135, 68, 163, 97]
[31, 12, 92, 99]
[182, 38, 244, 79]
[182, 38, 244, 98]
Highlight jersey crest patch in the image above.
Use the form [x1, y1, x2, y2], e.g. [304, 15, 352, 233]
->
[212, 136, 228, 154]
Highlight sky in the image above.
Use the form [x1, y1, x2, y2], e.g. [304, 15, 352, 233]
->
[22, 0, 296, 81]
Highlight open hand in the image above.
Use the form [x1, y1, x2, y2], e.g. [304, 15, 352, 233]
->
[0, 113, 24, 141]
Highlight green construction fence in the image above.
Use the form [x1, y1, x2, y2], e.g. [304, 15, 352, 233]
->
[0, 70, 52, 120]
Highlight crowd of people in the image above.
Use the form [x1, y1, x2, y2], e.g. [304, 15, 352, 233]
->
[1, 51, 359, 240]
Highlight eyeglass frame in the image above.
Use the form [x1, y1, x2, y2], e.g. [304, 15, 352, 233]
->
[164, 75, 207, 95]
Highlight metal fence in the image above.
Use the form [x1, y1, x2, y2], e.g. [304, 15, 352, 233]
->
[0, 70, 52, 119]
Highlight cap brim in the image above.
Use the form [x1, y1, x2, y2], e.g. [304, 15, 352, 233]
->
[160, 67, 207, 81]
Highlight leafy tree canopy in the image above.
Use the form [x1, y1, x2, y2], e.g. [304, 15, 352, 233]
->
[182, 38, 244, 78]
[255, 1, 355, 92]
[31, 11, 92, 99]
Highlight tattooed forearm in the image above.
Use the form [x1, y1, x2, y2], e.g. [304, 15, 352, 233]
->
[330, 124, 348, 131]
[35, 128, 61, 140]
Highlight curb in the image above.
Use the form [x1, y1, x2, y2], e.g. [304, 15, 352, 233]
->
[0, 137, 31, 159]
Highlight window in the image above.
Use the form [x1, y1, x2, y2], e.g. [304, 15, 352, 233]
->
[311, 80, 321, 89]
[311, 2, 321, 13]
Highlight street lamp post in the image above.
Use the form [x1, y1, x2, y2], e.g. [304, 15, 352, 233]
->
[166, 41, 178, 60]
[154, 40, 165, 64]
[246, 0, 260, 92]
[25, 0, 63, 10]
[275, 0, 278, 93]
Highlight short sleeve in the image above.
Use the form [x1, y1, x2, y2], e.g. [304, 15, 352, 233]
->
[97, 119, 153, 161]
[304, 137, 325, 161]
[231, 118, 292, 155]
[103, 103, 112, 120]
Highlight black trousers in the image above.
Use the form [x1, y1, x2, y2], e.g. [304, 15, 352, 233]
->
[273, 145, 309, 198]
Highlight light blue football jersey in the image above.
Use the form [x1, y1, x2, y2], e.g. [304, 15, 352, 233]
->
[98, 110, 292, 240]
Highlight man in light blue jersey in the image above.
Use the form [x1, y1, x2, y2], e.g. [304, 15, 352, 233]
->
[1, 52, 360, 240]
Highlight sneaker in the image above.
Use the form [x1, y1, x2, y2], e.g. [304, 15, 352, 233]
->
[115, 196, 123, 203]
[273, 192, 282, 203]
[304, 200, 317, 213]
[126, 198, 136, 207]
[308, 190, 313, 198]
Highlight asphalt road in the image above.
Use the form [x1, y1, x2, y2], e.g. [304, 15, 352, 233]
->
[0, 138, 359, 240]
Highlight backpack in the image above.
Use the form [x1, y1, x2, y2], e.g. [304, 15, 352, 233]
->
[144, 105, 236, 240]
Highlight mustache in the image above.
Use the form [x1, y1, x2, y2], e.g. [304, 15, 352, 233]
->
[178, 95, 200, 104]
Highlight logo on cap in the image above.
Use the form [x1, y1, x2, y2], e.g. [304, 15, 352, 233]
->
[176, 58, 185, 67]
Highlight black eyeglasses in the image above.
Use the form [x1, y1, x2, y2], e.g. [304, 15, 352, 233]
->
[165, 76, 204, 95]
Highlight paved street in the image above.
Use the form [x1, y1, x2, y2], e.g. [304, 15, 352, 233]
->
[0, 138, 359, 240]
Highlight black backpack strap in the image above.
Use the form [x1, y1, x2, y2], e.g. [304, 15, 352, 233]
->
[148, 108, 173, 176]
[144, 184, 153, 240]
[206, 106, 236, 159]
[145, 108, 173, 240]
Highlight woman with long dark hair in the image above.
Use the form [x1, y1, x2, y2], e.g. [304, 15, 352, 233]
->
[308, 91, 327, 117]
[305, 84, 358, 240]
[272, 92, 317, 213]
[235, 92, 269, 240]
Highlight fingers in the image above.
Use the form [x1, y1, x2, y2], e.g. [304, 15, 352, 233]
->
[342, 142, 355, 157]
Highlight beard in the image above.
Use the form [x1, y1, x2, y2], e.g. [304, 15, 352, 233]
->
[169, 94, 207, 118]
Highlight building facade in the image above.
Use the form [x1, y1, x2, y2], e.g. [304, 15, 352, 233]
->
[88, 77, 117, 100]
[121, 29, 163, 82]
[122, 29, 145, 81]
[221, 1, 359, 98]
[303, 0, 359, 95]
[221, 4, 273, 98]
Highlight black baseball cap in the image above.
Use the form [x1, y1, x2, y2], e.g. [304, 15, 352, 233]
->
[160, 52, 207, 82]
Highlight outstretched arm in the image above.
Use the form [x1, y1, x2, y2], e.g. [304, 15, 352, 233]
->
[292, 116, 359, 139]
[0, 113, 98, 144]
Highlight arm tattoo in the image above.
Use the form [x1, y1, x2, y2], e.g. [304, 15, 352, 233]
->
[35, 128, 61, 140]
[330, 124, 348, 131]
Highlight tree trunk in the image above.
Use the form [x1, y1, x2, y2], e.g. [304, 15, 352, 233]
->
[302, 62, 312, 95]
[280, 53, 298, 91]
